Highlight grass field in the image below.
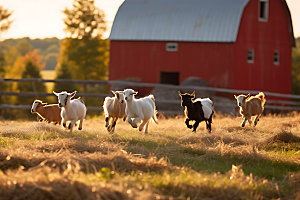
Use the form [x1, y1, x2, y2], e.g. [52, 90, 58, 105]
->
[0, 113, 300, 199]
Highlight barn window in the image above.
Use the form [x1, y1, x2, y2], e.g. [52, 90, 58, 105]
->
[259, 0, 268, 22]
[166, 43, 178, 52]
[247, 49, 254, 63]
[274, 51, 280, 65]
[160, 72, 179, 85]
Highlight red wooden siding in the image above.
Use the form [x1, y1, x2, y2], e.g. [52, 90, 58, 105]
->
[233, 0, 292, 94]
[109, 0, 293, 94]
[110, 41, 235, 88]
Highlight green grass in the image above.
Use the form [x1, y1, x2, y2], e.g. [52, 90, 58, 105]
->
[264, 142, 300, 156]
[0, 138, 14, 147]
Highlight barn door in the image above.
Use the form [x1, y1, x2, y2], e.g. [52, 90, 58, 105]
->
[160, 72, 179, 85]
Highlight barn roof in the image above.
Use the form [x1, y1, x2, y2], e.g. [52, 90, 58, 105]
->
[109, 0, 250, 42]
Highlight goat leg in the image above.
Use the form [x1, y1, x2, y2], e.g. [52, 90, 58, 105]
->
[241, 117, 247, 127]
[185, 119, 193, 129]
[206, 120, 212, 133]
[193, 121, 200, 132]
[78, 119, 83, 130]
[254, 114, 261, 126]
[105, 117, 109, 127]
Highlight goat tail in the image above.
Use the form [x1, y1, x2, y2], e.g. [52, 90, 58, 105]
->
[257, 92, 266, 106]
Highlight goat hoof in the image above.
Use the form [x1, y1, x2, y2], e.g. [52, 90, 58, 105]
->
[78, 127, 82, 130]
[63, 123, 66, 128]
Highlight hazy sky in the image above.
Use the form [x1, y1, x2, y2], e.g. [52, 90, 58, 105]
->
[0, 0, 299, 40]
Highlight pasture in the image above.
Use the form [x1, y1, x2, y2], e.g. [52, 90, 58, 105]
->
[0, 113, 300, 199]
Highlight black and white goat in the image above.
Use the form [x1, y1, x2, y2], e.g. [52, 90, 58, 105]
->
[178, 91, 214, 133]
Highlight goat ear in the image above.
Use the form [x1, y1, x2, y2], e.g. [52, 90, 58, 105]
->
[191, 91, 195, 98]
[70, 91, 77, 98]
[234, 95, 237, 99]
[111, 90, 116, 94]
[53, 91, 59, 96]
[178, 91, 182, 96]
[42, 103, 48, 106]
[133, 91, 138, 95]
[246, 93, 251, 98]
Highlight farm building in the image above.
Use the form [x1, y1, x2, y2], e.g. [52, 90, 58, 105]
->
[109, 0, 295, 94]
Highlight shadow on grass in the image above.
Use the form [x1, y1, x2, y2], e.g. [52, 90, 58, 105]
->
[121, 135, 300, 181]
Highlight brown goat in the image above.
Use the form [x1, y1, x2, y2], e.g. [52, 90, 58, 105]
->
[103, 91, 126, 133]
[234, 92, 266, 127]
[31, 100, 62, 125]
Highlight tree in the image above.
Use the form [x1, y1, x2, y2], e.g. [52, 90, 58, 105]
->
[0, 5, 12, 34]
[53, 59, 76, 92]
[45, 53, 58, 70]
[16, 60, 46, 104]
[63, 0, 106, 39]
[7, 49, 45, 78]
[60, 0, 109, 92]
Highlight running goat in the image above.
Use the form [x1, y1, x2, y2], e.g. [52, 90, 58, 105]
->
[53, 91, 87, 133]
[178, 91, 214, 133]
[103, 90, 126, 133]
[234, 92, 266, 127]
[31, 100, 61, 125]
[121, 89, 158, 133]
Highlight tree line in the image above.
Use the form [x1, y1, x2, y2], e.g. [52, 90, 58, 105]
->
[0, 0, 109, 119]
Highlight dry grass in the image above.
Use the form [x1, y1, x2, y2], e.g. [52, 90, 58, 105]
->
[0, 113, 300, 199]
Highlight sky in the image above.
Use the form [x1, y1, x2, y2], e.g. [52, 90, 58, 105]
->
[0, 0, 299, 40]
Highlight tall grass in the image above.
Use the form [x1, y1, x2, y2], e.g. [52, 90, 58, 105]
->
[0, 113, 299, 199]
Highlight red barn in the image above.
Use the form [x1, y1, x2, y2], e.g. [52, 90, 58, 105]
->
[109, 0, 295, 94]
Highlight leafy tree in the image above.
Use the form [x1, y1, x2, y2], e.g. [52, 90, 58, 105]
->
[45, 53, 58, 70]
[7, 50, 45, 78]
[53, 59, 76, 92]
[16, 40, 32, 56]
[60, 0, 109, 92]
[15, 60, 46, 117]
[63, 0, 106, 39]
[0, 5, 12, 34]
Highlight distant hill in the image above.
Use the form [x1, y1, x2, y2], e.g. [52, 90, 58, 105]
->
[1, 37, 60, 70]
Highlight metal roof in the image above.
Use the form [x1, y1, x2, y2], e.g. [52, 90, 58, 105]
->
[109, 0, 250, 42]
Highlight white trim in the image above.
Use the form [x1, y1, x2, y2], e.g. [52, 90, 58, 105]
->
[166, 43, 178, 52]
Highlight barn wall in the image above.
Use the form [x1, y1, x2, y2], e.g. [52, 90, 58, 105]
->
[234, 0, 292, 94]
[109, 41, 235, 88]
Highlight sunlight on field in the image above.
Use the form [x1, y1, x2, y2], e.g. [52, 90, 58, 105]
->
[0, 114, 300, 199]
[41, 70, 56, 92]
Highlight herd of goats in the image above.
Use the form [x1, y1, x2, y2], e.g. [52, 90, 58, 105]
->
[31, 89, 266, 133]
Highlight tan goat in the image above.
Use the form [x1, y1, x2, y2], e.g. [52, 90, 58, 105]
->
[31, 100, 62, 125]
[234, 92, 266, 127]
[103, 91, 126, 133]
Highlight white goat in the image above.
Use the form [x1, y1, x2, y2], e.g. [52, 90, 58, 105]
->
[31, 100, 62, 125]
[103, 90, 126, 133]
[121, 89, 158, 133]
[53, 91, 87, 133]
